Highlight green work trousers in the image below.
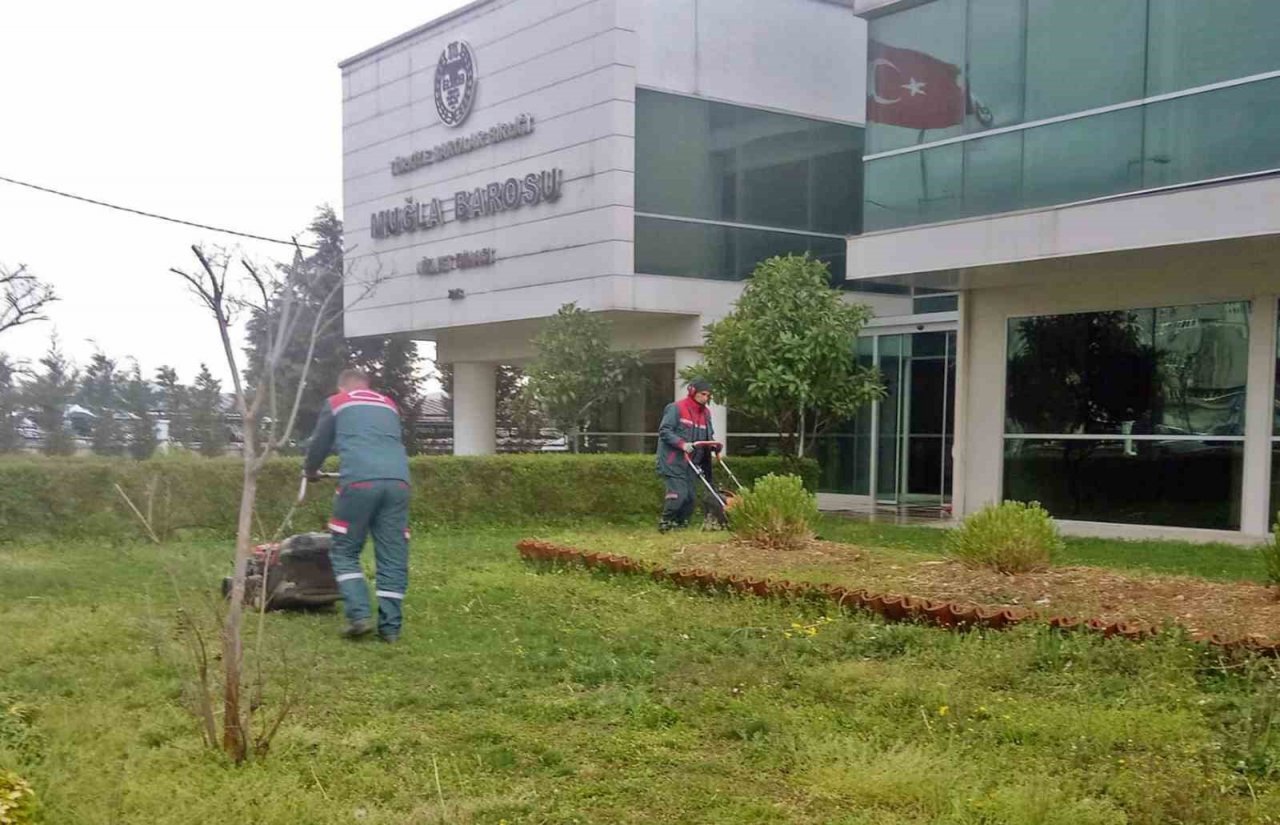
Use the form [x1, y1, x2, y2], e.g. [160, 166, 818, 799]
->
[328, 480, 411, 636]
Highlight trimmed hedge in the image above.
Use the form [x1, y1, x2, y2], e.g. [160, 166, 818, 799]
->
[0, 453, 817, 541]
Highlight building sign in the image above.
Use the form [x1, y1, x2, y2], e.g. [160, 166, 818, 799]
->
[370, 168, 563, 240]
[390, 113, 535, 176]
[417, 248, 496, 275]
[435, 41, 477, 128]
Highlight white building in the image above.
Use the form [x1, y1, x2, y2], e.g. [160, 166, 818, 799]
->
[343, 0, 1280, 543]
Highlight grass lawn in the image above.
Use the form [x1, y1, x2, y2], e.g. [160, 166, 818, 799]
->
[4, 523, 1280, 823]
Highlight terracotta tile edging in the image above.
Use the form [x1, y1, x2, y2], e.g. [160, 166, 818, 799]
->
[515, 539, 1280, 656]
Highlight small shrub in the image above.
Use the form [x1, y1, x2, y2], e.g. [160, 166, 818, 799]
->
[0, 770, 36, 825]
[947, 500, 1062, 573]
[729, 473, 819, 550]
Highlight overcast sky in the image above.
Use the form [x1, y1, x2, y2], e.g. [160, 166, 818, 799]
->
[0, 0, 467, 385]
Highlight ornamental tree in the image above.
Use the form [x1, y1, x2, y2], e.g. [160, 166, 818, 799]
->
[525, 303, 642, 452]
[686, 254, 883, 457]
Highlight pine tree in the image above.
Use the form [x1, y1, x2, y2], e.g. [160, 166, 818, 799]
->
[244, 206, 347, 440]
[189, 364, 228, 457]
[24, 338, 76, 456]
[155, 365, 191, 448]
[121, 362, 158, 460]
[0, 354, 20, 453]
[79, 352, 126, 455]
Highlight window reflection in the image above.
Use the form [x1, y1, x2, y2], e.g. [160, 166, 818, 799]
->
[864, 0, 1280, 229]
[636, 90, 863, 235]
[1005, 439, 1243, 529]
[634, 217, 846, 282]
[1004, 301, 1248, 529]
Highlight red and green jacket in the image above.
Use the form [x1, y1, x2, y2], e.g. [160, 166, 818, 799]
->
[656, 395, 713, 477]
[304, 389, 410, 484]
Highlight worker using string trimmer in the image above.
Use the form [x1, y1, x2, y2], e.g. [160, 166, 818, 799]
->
[655, 378, 720, 532]
[303, 368, 411, 642]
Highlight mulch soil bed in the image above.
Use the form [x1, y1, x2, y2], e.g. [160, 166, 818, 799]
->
[666, 539, 1280, 644]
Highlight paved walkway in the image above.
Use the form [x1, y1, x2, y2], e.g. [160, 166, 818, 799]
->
[826, 502, 955, 528]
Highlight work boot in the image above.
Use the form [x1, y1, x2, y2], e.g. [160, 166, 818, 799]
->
[341, 618, 375, 639]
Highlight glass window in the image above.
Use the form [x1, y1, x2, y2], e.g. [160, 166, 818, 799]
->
[865, 75, 1280, 230]
[1142, 76, 1280, 189]
[635, 90, 863, 235]
[1024, 0, 1148, 120]
[1006, 302, 1248, 437]
[1005, 300, 1248, 529]
[817, 338, 876, 495]
[961, 131, 1024, 219]
[865, 0, 967, 154]
[1020, 107, 1144, 210]
[634, 216, 846, 282]
[913, 293, 959, 315]
[864, 143, 963, 232]
[1271, 299, 1280, 524]
[1005, 438, 1243, 529]
[965, 0, 1026, 130]
[1146, 0, 1280, 95]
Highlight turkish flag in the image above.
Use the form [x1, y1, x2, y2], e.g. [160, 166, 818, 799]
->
[867, 41, 967, 130]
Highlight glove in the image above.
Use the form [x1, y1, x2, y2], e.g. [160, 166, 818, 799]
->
[682, 443, 695, 455]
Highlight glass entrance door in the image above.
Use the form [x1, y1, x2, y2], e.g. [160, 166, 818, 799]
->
[872, 331, 956, 506]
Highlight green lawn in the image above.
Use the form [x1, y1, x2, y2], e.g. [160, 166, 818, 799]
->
[3, 525, 1280, 823]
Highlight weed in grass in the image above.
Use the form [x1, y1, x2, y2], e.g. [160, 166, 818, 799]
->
[1258, 514, 1280, 597]
[0, 769, 37, 825]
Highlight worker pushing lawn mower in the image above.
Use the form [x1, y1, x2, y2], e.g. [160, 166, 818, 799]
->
[300, 368, 413, 643]
[655, 378, 744, 532]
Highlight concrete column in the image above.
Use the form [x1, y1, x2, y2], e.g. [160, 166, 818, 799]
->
[1240, 295, 1278, 536]
[674, 348, 701, 401]
[452, 362, 497, 456]
[949, 291, 971, 518]
[674, 347, 729, 452]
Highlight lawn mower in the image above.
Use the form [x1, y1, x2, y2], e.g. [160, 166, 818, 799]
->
[220, 473, 342, 611]
[686, 441, 747, 529]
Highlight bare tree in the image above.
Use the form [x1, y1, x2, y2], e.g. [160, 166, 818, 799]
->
[170, 242, 379, 763]
[0, 263, 57, 335]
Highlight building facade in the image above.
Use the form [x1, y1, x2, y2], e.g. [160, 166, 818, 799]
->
[850, 0, 1280, 541]
[342, 0, 1280, 541]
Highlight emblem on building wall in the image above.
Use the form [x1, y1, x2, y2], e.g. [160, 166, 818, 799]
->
[434, 40, 477, 128]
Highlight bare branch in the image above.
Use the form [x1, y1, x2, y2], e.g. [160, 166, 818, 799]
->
[188, 246, 248, 417]
[0, 263, 57, 335]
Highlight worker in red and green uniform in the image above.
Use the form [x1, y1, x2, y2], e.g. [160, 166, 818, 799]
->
[656, 378, 716, 532]
[304, 368, 411, 642]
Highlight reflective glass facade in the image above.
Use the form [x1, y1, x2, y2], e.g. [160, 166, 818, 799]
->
[815, 332, 955, 502]
[1004, 301, 1249, 528]
[865, 0, 1280, 230]
[635, 89, 863, 280]
[634, 217, 846, 283]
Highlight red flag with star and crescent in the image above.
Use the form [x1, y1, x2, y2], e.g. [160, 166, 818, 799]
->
[867, 40, 967, 130]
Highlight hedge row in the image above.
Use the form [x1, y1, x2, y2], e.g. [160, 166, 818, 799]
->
[0, 453, 818, 541]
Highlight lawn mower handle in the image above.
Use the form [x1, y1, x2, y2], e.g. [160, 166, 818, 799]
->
[296, 471, 340, 504]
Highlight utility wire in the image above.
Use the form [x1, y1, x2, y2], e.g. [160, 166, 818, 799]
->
[0, 173, 318, 249]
